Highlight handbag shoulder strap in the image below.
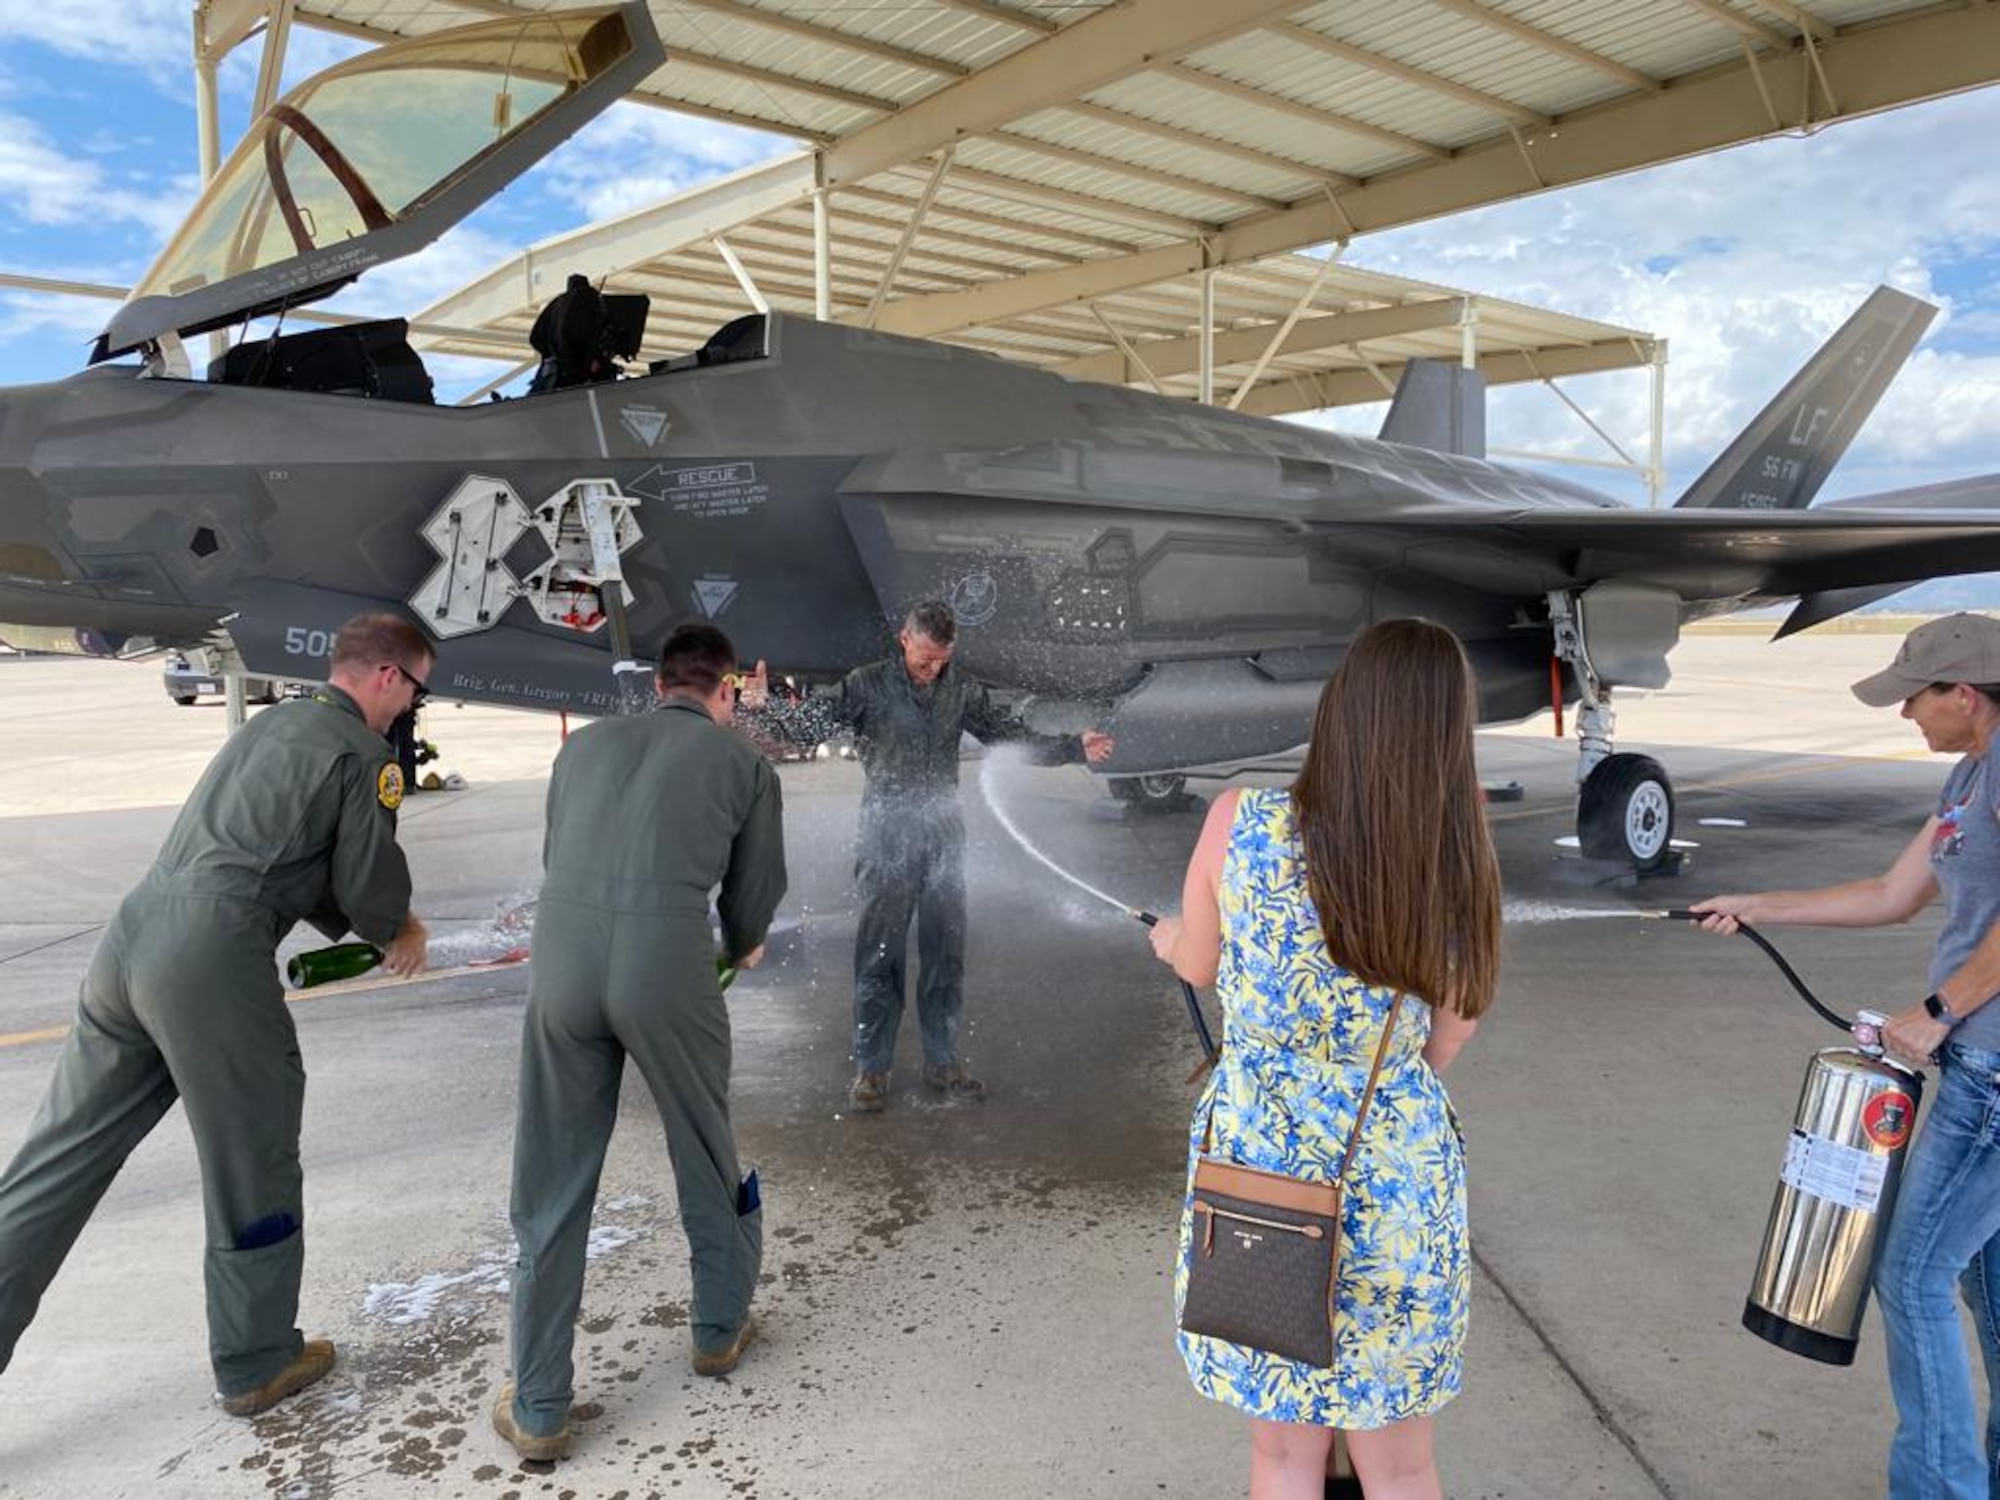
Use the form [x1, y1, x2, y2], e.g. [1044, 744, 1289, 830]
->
[1333, 994, 1404, 1189]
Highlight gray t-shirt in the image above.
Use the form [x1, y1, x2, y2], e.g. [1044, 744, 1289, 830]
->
[1926, 751, 2000, 1050]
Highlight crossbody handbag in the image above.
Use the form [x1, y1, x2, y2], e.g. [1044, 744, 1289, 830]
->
[1179, 995, 1404, 1368]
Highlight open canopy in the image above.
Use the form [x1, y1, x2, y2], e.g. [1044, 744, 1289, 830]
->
[92, 1, 664, 362]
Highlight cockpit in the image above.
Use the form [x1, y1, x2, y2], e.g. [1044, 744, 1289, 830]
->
[90, 4, 667, 382]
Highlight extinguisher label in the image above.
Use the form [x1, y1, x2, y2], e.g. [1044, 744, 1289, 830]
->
[1781, 1129, 1889, 1214]
[1863, 1092, 1917, 1150]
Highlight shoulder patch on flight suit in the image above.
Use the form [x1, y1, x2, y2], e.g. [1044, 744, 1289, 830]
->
[377, 762, 405, 810]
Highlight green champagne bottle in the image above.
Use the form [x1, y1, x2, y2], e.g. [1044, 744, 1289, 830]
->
[287, 942, 383, 988]
[717, 954, 737, 991]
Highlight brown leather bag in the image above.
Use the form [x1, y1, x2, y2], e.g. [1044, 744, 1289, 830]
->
[1178, 996, 1403, 1368]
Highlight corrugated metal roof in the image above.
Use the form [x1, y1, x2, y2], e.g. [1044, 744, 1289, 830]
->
[277, 0, 1996, 414]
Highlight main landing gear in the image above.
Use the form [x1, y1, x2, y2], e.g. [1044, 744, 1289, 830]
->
[1549, 589, 1679, 873]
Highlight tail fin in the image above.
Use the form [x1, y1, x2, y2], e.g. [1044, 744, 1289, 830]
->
[1378, 359, 1486, 459]
[1674, 286, 1935, 510]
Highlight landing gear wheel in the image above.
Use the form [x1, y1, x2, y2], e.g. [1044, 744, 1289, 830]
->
[1109, 773, 1188, 812]
[1578, 753, 1675, 870]
[170, 694, 197, 707]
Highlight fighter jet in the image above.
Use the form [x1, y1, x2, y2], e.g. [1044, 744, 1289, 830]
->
[3, 0, 1998, 870]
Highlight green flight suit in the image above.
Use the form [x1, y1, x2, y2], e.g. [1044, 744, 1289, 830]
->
[507, 698, 786, 1440]
[0, 686, 412, 1397]
[828, 660, 1083, 1074]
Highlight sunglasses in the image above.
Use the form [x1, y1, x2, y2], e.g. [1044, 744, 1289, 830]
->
[392, 662, 430, 708]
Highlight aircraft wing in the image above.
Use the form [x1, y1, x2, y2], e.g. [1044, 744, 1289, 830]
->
[840, 445, 2000, 613]
[1332, 504, 2000, 605]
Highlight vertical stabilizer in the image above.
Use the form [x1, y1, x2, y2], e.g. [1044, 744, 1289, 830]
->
[1378, 359, 1486, 458]
[1674, 287, 1934, 510]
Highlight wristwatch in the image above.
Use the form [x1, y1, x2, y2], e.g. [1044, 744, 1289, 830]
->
[1923, 992, 1963, 1028]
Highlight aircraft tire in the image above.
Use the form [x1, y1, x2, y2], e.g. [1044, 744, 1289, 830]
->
[170, 694, 197, 707]
[1109, 773, 1188, 812]
[1578, 753, 1675, 869]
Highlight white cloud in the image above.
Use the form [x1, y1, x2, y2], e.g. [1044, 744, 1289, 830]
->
[0, 0, 188, 75]
[0, 108, 196, 241]
[535, 101, 793, 221]
[1306, 89, 2000, 503]
[319, 222, 523, 323]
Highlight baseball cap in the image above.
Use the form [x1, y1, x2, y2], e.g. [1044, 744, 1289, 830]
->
[1851, 613, 2000, 707]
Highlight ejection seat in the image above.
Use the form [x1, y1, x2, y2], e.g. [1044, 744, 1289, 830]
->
[525, 276, 650, 393]
[208, 318, 435, 403]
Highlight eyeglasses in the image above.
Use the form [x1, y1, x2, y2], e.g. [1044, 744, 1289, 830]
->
[392, 663, 429, 709]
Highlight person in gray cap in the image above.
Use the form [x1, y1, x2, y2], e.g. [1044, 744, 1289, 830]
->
[1693, 611, 2000, 1500]
[0, 611, 430, 1417]
[495, 621, 786, 1464]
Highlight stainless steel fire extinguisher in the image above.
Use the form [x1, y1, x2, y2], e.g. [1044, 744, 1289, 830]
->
[1742, 1008, 1924, 1365]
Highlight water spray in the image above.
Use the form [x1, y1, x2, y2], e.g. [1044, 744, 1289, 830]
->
[977, 755, 1217, 1062]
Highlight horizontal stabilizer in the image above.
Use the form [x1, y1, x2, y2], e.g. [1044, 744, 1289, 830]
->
[1675, 287, 1935, 511]
[1378, 359, 1486, 458]
[1775, 584, 1912, 638]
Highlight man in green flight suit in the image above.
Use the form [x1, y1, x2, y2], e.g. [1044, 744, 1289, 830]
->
[495, 621, 786, 1464]
[0, 612, 431, 1416]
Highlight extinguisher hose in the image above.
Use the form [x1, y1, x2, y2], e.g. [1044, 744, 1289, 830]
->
[1134, 909, 1219, 1061]
[1651, 908, 1853, 1033]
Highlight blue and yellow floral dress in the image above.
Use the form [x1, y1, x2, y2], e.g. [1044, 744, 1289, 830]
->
[1174, 788, 1469, 1429]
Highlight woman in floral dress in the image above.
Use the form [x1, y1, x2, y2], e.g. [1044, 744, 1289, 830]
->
[1149, 619, 1501, 1500]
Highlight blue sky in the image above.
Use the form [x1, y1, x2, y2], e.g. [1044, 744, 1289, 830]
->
[2, 4, 1997, 518]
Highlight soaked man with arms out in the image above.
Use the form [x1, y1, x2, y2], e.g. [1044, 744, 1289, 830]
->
[0, 612, 431, 1417]
[809, 601, 1113, 1112]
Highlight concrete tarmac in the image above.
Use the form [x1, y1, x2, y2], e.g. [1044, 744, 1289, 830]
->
[0, 632, 1982, 1499]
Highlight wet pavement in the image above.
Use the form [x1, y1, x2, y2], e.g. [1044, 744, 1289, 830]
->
[0, 633, 1982, 1498]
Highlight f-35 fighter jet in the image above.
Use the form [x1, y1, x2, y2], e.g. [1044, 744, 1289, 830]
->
[2, 1, 1997, 868]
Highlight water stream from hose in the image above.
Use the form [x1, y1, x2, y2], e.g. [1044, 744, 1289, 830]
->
[974, 752, 1137, 919]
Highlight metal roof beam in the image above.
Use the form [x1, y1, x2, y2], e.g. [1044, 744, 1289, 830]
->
[838, 184, 1142, 255]
[1156, 63, 1451, 161]
[786, 203, 1088, 267]
[1752, 0, 1835, 42]
[416, 151, 819, 332]
[985, 129, 1289, 211]
[667, 48, 902, 114]
[710, 235, 771, 315]
[1266, 22, 1552, 126]
[930, 0, 1058, 36]
[820, 0, 1312, 187]
[1056, 100, 1359, 186]
[196, 0, 275, 62]
[678, 0, 969, 78]
[1053, 298, 1470, 384]
[935, 162, 1217, 236]
[867, 3, 2000, 338]
[1232, 338, 1652, 417]
[867, 148, 954, 326]
[1673, 0, 1794, 50]
[1421, 0, 1662, 92]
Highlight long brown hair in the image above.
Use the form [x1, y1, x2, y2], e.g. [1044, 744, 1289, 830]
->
[1290, 619, 1501, 1018]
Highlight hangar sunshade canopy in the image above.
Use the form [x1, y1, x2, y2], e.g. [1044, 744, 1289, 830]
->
[192, 0, 1998, 420]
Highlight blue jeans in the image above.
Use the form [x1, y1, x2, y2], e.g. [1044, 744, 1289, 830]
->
[1875, 1040, 2000, 1500]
